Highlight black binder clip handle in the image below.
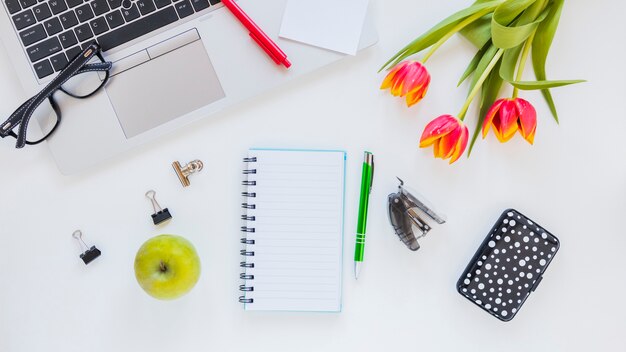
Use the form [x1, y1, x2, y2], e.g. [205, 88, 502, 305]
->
[73, 230, 101, 265]
[146, 190, 172, 225]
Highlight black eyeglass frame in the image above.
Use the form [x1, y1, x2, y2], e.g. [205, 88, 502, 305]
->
[0, 43, 112, 148]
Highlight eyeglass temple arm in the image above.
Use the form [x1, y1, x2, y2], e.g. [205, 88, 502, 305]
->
[0, 43, 111, 148]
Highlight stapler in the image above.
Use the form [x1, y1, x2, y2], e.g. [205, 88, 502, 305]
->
[387, 178, 446, 251]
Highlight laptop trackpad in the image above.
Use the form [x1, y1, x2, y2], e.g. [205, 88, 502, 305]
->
[105, 39, 225, 138]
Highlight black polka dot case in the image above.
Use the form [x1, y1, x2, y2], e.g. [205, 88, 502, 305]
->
[456, 209, 560, 322]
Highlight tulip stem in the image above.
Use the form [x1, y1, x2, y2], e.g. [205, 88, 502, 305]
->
[512, 31, 536, 98]
[458, 49, 504, 121]
[422, 8, 495, 64]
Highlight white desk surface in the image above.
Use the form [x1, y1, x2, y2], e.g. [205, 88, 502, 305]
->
[1, 1, 624, 351]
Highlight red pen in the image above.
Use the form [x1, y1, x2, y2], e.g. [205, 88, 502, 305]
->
[222, 0, 291, 68]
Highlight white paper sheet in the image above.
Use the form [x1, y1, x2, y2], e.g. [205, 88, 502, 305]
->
[279, 0, 370, 55]
[241, 149, 346, 312]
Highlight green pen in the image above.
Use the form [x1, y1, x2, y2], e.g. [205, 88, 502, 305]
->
[354, 151, 374, 280]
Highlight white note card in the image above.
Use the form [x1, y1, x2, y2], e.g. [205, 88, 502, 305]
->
[241, 149, 346, 312]
[279, 0, 370, 55]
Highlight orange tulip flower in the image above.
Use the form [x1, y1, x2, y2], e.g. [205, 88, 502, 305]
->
[380, 61, 431, 107]
[419, 114, 469, 164]
[482, 98, 537, 144]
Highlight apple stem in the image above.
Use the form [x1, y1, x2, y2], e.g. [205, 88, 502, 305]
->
[159, 261, 167, 273]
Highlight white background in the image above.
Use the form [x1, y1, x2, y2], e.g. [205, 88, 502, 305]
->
[1, 0, 625, 351]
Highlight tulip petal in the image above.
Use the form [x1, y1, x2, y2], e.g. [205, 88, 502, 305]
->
[438, 125, 462, 159]
[449, 124, 469, 164]
[515, 98, 537, 145]
[405, 75, 430, 107]
[402, 64, 428, 96]
[433, 139, 442, 158]
[380, 61, 408, 90]
[400, 64, 421, 96]
[390, 65, 412, 96]
[419, 115, 457, 147]
[482, 99, 505, 138]
[498, 100, 519, 142]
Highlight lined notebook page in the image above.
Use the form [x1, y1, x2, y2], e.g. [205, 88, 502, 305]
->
[241, 149, 346, 312]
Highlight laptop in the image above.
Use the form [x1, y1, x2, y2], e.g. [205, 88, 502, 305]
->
[0, 0, 378, 174]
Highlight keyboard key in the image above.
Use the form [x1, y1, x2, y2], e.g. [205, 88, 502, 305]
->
[65, 45, 82, 60]
[90, 0, 109, 16]
[12, 9, 35, 30]
[97, 6, 177, 51]
[50, 52, 68, 71]
[104, 9, 124, 28]
[26, 36, 62, 62]
[33, 59, 54, 78]
[175, 0, 193, 18]
[190, 0, 208, 12]
[121, 4, 139, 22]
[153, 0, 170, 9]
[81, 39, 96, 50]
[107, 0, 121, 9]
[18, 0, 36, 9]
[58, 30, 78, 48]
[59, 10, 78, 28]
[65, 0, 81, 8]
[43, 17, 63, 35]
[136, 0, 155, 15]
[32, 3, 51, 21]
[5, 0, 22, 14]
[19, 23, 46, 46]
[89, 16, 109, 35]
[208, 0, 219, 4]
[75, 3, 93, 21]
[48, 0, 67, 14]
[74, 23, 93, 41]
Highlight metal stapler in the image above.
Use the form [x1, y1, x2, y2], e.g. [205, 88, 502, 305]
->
[387, 177, 446, 251]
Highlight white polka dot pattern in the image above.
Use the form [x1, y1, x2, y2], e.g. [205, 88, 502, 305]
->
[457, 209, 560, 321]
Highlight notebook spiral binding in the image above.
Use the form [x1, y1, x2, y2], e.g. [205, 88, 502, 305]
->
[240, 156, 257, 304]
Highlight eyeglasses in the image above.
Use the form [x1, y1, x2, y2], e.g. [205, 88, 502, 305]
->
[0, 43, 112, 148]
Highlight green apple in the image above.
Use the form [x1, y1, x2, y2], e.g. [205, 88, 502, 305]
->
[134, 234, 201, 300]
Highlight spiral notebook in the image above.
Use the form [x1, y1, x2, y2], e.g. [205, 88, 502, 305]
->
[239, 149, 346, 312]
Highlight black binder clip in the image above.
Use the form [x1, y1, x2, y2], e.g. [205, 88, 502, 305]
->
[145, 190, 172, 225]
[387, 178, 446, 251]
[73, 230, 101, 265]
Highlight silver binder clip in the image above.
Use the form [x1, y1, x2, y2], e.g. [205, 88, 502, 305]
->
[387, 177, 446, 251]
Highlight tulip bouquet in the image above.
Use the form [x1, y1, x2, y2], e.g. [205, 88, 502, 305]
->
[380, 0, 584, 164]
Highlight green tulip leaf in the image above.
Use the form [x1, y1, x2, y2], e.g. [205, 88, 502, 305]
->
[458, 41, 492, 86]
[532, 0, 564, 122]
[509, 79, 586, 90]
[499, 44, 523, 82]
[380, 1, 503, 72]
[460, 14, 492, 49]
[468, 62, 503, 155]
[494, 0, 538, 25]
[469, 44, 500, 97]
[491, 0, 549, 49]
[492, 13, 548, 49]
[518, 0, 548, 24]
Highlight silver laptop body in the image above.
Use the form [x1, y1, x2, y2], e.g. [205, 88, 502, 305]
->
[0, 0, 378, 174]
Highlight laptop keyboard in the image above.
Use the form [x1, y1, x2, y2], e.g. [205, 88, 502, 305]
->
[5, 0, 221, 79]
